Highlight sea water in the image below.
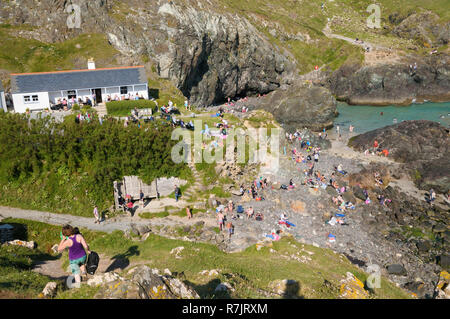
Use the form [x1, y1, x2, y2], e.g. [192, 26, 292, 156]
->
[334, 101, 450, 134]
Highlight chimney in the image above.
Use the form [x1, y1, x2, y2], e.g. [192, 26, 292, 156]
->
[88, 58, 96, 70]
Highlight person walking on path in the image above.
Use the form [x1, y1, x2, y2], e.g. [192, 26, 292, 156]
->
[226, 221, 234, 239]
[93, 205, 100, 224]
[186, 206, 192, 219]
[429, 189, 436, 206]
[174, 185, 181, 202]
[139, 189, 144, 207]
[57, 225, 91, 288]
[217, 211, 224, 231]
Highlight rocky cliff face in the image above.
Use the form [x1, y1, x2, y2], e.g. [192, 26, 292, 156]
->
[244, 85, 338, 132]
[0, 0, 295, 106]
[349, 120, 450, 193]
[393, 11, 450, 47]
[327, 53, 450, 106]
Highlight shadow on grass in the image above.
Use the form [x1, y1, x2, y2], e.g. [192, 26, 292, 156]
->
[183, 278, 232, 299]
[105, 245, 140, 273]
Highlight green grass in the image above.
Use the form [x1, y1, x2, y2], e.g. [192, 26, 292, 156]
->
[1, 218, 412, 299]
[0, 26, 119, 73]
[106, 100, 156, 117]
[139, 211, 170, 219]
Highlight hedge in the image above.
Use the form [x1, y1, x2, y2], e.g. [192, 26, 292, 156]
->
[106, 100, 156, 116]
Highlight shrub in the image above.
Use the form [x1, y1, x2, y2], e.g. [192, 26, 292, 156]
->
[106, 100, 156, 116]
[72, 103, 80, 111]
[0, 112, 189, 216]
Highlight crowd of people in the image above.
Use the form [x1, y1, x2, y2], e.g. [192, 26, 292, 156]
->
[106, 92, 145, 102]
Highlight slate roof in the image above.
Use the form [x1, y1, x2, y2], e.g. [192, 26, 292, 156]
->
[10, 66, 147, 94]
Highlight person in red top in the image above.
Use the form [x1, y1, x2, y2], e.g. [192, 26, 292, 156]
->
[374, 140, 379, 148]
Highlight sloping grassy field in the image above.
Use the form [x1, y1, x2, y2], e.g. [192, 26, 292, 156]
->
[0, 218, 412, 299]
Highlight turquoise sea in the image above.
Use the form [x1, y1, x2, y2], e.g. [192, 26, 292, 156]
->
[335, 102, 450, 134]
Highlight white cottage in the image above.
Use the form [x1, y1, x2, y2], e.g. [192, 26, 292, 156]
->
[0, 82, 6, 113]
[10, 62, 149, 113]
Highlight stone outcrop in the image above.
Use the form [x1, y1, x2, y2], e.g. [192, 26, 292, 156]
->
[327, 53, 450, 105]
[93, 265, 200, 299]
[248, 85, 338, 132]
[349, 120, 450, 193]
[339, 272, 370, 299]
[393, 11, 450, 47]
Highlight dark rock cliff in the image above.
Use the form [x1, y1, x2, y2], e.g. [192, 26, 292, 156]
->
[327, 53, 450, 106]
[349, 120, 450, 193]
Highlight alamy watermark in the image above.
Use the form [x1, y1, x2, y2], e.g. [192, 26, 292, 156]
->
[366, 264, 382, 289]
[66, 3, 82, 29]
[171, 120, 281, 171]
[366, 4, 381, 29]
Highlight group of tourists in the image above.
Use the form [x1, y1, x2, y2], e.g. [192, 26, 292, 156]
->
[106, 92, 144, 102]
[363, 140, 389, 157]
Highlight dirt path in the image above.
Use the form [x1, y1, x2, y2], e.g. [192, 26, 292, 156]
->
[32, 252, 149, 281]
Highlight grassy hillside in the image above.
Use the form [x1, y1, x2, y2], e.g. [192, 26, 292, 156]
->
[214, 0, 449, 72]
[0, 25, 119, 74]
[0, 218, 412, 299]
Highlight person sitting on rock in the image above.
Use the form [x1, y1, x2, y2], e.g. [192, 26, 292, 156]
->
[255, 212, 264, 221]
[246, 207, 254, 219]
[289, 179, 296, 189]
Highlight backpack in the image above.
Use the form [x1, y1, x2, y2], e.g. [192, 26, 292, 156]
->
[86, 251, 100, 275]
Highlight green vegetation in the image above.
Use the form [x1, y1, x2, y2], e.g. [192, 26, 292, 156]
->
[0, 25, 119, 73]
[0, 218, 412, 299]
[106, 100, 157, 116]
[0, 113, 189, 217]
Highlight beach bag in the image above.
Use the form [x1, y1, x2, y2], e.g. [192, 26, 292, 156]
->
[86, 251, 100, 275]
[237, 205, 244, 214]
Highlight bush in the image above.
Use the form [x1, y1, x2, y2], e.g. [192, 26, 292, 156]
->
[72, 103, 80, 111]
[0, 112, 189, 216]
[106, 100, 156, 116]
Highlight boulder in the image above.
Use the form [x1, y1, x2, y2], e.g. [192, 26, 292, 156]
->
[437, 255, 450, 268]
[254, 85, 337, 132]
[433, 224, 447, 233]
[436, 271, 450, 299]
[327, 53, 450, 106]
[393, 11, 450, 46]
[132, 266, 178, 299]
[339, 272, 370, 299]
[87, 272, 122, 287]
[162, 276, 200, 299]
[348, 120, 449, 193]
[342, 192, 356, 204]
[41, 282, 58, 298]
[386, 264, 407, 276]
[5, 240, 35, 249]
[352, 186, 367, 201]
[403, 281, 426, 298]
[416, 241, 432, 253]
